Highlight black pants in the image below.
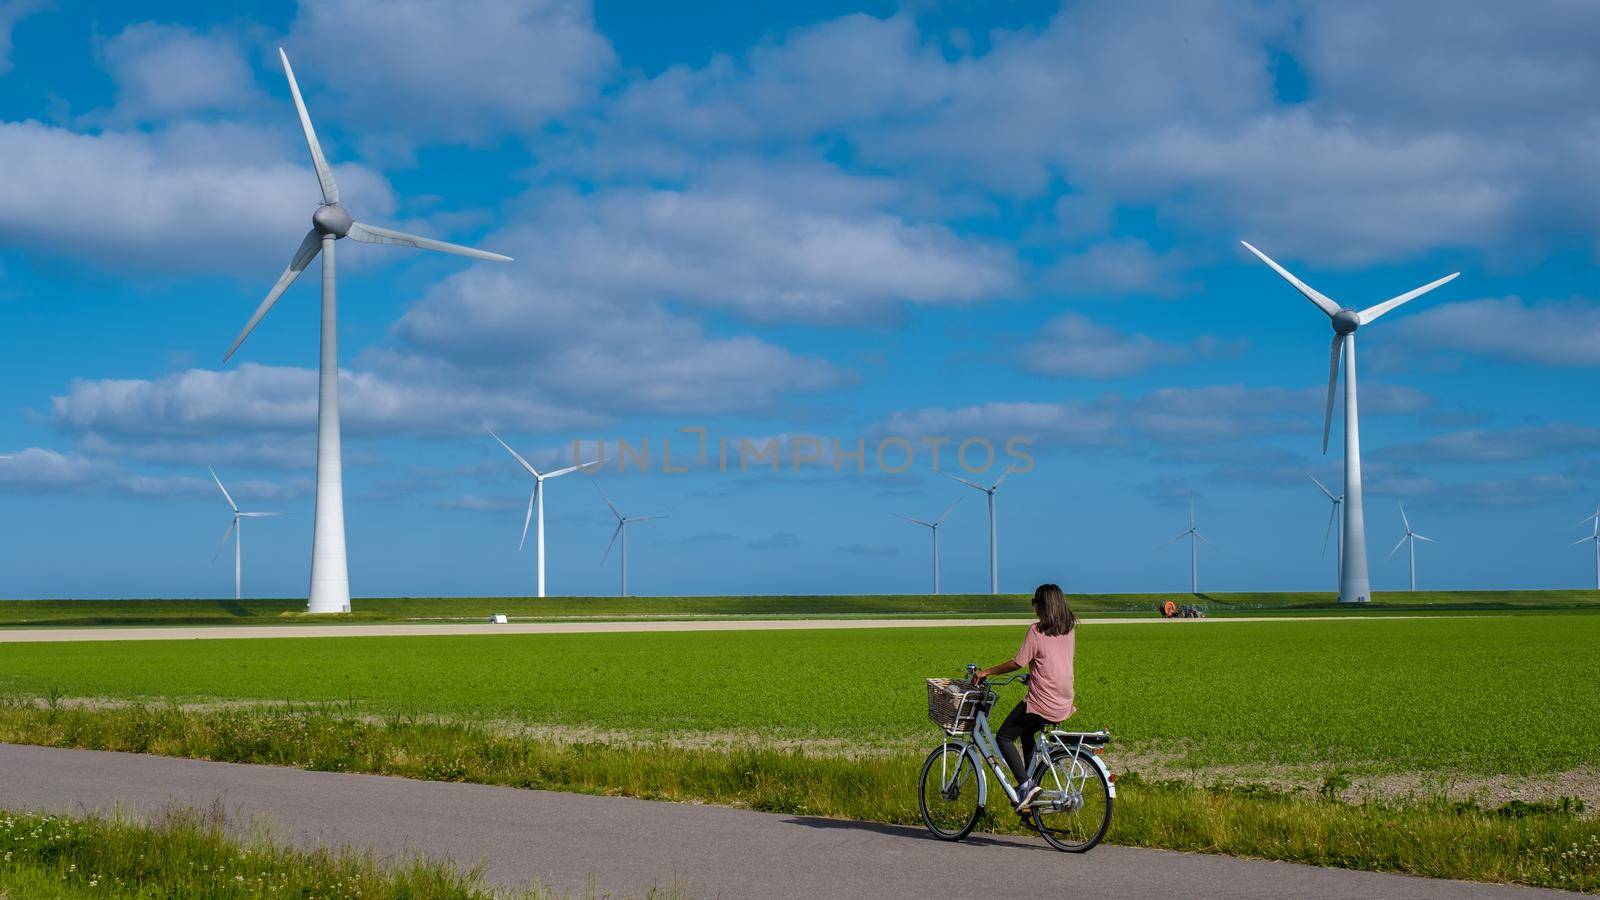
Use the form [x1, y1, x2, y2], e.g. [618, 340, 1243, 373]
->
[996, 702, 1050, 782]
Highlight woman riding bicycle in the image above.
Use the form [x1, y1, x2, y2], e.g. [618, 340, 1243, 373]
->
[972, 583, 1077, 811]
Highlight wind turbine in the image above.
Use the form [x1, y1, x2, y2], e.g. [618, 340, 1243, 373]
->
[209, 468, 282, 601]
[1387, 503, 1435, 591]
[946, 467, 1015, 594]
[224, 49, 512, 614]
[895, 497, 962, 595]
[486, 429, 599, 598]
[1242, 241, 1457, 604]
[1574, 504, 1600, 590]
[594, 482, 666, 597]
[1160, 501, 1215, 594]
[1304, 468, 1344, 590]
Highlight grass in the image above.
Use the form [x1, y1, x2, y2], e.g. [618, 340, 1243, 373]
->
[0, 589, 1594, 628]
[0, 704, 1594, 892]
[1, 616, 1598, 775]
[0, 805, 679, 898]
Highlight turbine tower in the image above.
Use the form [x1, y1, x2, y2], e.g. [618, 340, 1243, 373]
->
[487, 429, 599, 598]
[1242, 241, 1457, 604]
[895, 497, 961, 595]
[1304, 468, 1344, 591]
[1161, 501, 1215, 594]
[1575, 504, 1600, 590]
[1387, 503, 1435, 591]
[209, 468, 282, 601]
[226, 49, 512, 613]
[595, 482, 666, 597]
[946, 467, 1015, 594]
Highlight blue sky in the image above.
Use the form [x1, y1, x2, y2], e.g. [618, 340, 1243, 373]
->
[2, 0, 1598, 599]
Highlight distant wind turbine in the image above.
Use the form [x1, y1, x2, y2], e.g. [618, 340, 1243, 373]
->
[1304, 468, 1344, 590]
[1242, 241, 1457, 603]
[224, 49, 511, 614]
[1575, 504, 1600, 590]
[595, 482, 666, 597]
[1387, 503, 1436, 592]
[895, 497, 962, 595]
[209, 468, 282, 601]
[1160, 501, 1215, 594]
[487, 429, 599, 598]
[946, 467, 1015, 594]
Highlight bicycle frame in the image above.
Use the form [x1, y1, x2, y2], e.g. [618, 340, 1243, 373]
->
[935, 698, 1115, 812]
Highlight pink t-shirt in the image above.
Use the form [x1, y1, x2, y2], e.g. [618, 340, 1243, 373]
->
[1012, 624, 1076, 722]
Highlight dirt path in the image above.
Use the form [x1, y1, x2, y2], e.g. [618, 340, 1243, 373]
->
[0, 614, 1478, 643]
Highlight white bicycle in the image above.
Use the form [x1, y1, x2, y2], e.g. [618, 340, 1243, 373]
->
[919, 670, 1115, 852]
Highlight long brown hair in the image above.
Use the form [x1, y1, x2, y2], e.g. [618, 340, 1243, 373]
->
[1031, 583, 1076, 636]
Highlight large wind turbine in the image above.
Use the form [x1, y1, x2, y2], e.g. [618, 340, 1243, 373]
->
[594, 482, 666, 597]
[946, 467, 1015, 594]
[487, 429, 598, 598]
[895, 497, 961, 595]
[1304, 468, 1344, 590]
[1242, 242, 1457, 604]
[1161, 501, 1215, 594]
[1575, 504, 1600, 590]
[1387, 503, 1435, 591]
[209, 468, 282, 601]
[225, 49, 511, 613]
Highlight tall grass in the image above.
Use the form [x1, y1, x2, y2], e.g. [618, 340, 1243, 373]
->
[0, 703, 1595, 892]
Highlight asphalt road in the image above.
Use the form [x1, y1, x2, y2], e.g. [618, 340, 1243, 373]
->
[0, 744, 1574, 899]
[0, 614, 1466, 643]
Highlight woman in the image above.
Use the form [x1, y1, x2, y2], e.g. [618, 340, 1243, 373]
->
[973, 583, 1077, 811]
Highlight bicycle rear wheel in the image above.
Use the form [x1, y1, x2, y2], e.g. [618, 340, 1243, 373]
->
[1031, 749, 1112, 852]
[918, 742, 982, 841]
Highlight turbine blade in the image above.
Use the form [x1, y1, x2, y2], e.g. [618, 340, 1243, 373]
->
[592, 479, 622, 520]
[518, 484, 537, 552]
[225, 229, 322, 362]
[1358, 272, 1460, 325]
[1322, 504, 1337, 556]
[1322, 334, 1343, 454]
[238, 512, 282, 518]
[895, 513, 933, 527]
[1399, 503, 1411, 532]
[1240, 241, 1341, 317]
[212, 519, 237, 563]
[1414, 534, 1437, 544]
[347, 221, 512, 262]
[1574, 536, 1599, 546]
[934, 496, 963, 525]
[600, 522, 622, 566]
[544, 459, 601, 480]
[1302, 467, 1337, 501]
[208, 467, 238, 513]
[1195, 532, 1218, 550]
[1160, 531, 1189, 548]
[628, 514, 668, 523]
[943, 471, 986, 492]
[278, 49, 338, 205]
[1388, 534, 1408, 559]
[990, 465, 1016, 491]
[1577, 511, 1600, 527]
[487, 428, 541, 479]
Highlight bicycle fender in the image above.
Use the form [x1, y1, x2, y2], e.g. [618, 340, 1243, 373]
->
[1085, 752, 1116, 799]
[964, 744, 990, 808]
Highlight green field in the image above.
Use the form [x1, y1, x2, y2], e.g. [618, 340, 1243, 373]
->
[2, 615, 1596, 776]
[0, 589, 1594, 628]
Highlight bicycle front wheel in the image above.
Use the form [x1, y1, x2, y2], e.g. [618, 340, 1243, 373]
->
[1031, 749, 1113, 852]
[918, 742, 982, 841]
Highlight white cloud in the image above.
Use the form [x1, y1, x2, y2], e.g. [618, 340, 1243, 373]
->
[1390, 296, 1600, 367]
[1377, 423, 1600, 464]
[0, 446, 307, 500]
[286, 0, 615, 145]
[97, 23, 260, 123]
[0, 120, 394, 272]
[0, 0, 44, 75]
[1019, 313, 1237, 379]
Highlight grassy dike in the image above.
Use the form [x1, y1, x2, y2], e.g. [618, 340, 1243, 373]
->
[1, 703, 1595, 893]
[0, 806, 681, 899]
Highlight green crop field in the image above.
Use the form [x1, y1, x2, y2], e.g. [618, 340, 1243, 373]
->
[2, 614, 1596, 776]
[0, 589, 1594, 628]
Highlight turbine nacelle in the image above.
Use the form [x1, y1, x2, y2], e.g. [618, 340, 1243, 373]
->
[312, 203, 353, 238]
[1331, 309, 1361, 335]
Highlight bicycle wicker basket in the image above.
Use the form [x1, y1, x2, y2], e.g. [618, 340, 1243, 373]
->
[926, 678, 994, 734]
